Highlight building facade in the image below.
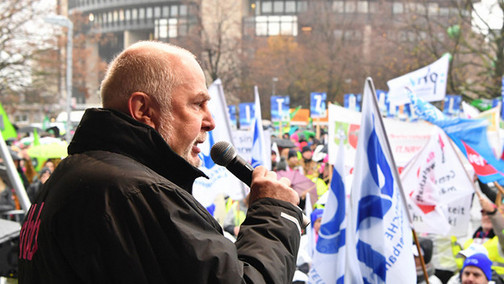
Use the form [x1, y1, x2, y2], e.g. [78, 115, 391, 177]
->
[65, 0, 473, 107]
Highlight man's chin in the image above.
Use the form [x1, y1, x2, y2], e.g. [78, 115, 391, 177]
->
[188, 156, 202, 168]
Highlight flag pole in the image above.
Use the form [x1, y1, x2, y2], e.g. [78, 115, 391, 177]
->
[365, 77, 429, 283]
[412, 229, 429, 284]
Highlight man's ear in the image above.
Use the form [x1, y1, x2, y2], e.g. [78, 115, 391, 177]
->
[128, 92, 157, 128]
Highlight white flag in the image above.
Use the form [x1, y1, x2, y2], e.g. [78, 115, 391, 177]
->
[251, 86, 270, 170]
[309, 136, 347, 284]
[346, 78, 415, 283]
[387, 53, 450, 106]
[193, 79, 246, 207]
[400, 126, 474, 236]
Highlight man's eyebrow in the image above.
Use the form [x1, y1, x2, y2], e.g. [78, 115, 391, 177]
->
[197, 92, 211, 101]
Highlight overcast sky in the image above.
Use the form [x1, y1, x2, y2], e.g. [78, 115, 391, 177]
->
[473, 0, 503, 34]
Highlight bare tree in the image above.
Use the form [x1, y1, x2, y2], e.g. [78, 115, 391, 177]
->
[0, 0, 53, 95]
[187, 0, 243, 104]
[392, 0, 502, 100]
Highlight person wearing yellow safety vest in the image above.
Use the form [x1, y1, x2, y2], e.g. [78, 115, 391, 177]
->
[223, 195, 249, 238]
[478, 193, 504, 281]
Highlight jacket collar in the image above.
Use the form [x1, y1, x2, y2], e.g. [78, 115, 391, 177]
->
[68, 108, 207, 193]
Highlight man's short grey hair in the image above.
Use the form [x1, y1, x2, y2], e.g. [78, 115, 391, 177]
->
[100, 41, 196, 113]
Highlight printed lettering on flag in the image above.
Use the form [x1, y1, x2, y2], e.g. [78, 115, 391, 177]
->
[400, 126, 474, 236]
[347, 78, 415, 284]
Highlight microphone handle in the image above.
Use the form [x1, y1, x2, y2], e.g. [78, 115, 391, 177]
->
[226, 155, 254, 187]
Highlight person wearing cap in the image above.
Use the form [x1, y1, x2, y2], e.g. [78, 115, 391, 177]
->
[460, 253, 493, 284]
[448, 244, 491, 284]
[310, 208, 324, 242]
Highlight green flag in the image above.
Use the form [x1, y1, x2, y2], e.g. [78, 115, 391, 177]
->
[42, 115, 50, 130]
[33, 128, 41, 146]
[289, 106, 302, 120]
[0, 102, 17, 140]
[471, 99, 492, 111]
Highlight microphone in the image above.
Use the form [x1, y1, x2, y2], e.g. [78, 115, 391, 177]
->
[210, 141, 253, 186]
[210, 141, 310, 229]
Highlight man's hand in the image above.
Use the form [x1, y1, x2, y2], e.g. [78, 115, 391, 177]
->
[249, 166, 299, 206]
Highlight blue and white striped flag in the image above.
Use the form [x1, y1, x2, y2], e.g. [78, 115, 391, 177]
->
[346, 78, 415, 283]
[309, 133, 347, 284]
[251, 86, 270, 169]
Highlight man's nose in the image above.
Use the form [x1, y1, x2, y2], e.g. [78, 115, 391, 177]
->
[203, 109, 215, 131]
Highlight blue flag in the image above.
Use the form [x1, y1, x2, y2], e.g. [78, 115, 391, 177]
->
[346, 78, 415, 283]
[309, 134, 346, 284]
[407, 88, 504, 184]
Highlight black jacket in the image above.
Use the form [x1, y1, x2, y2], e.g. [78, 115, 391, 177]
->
[18, 108, 302, 284]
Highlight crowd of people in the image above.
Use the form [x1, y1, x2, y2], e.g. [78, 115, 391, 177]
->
[0, 134, 60, 221]
[218, 128, 504, 284]
[1, 39, 503, 284]
[278, 136, 504, 284]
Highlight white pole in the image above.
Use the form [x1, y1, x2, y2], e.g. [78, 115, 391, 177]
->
[0, 132, 30, 211]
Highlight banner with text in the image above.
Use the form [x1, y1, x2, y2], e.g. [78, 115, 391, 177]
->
[387, 53, 450, 106]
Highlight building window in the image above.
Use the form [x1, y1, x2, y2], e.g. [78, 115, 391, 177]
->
[285, 1, 296, 13]
[357, 1, 368, 13]
[392, 3, 403, 14]
[171, 5, 178, 16]
[262, 1, 273, 13]
[345, 2, 356, 13]
[255, 15, 298, 36]
[439, 7, 449, 16]
[155, 18, 178, 39]
[428, 3, 438, 16]
[154, 6, 161, 18]
[273, 1, 284, 13]
[180, 5, 187, 16]
[298, 1, 307, 12]
[132, 8, 138, 20]
[333, 1, 344, 13]
[416, 3, 426, 15]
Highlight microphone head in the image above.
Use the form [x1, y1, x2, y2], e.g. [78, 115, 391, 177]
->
[210, 141, 237, 167]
